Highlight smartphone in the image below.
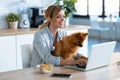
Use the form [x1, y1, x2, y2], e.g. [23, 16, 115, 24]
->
[51, 73, 72, 78]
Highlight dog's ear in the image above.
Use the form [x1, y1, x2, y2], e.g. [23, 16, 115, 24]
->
[76, 32, 82, 37]
[76, 32, 88, 38]
[83, 33, 88, 36]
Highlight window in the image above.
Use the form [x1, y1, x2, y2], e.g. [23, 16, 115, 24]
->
[74, 0, 88, 15]
[74, 0, 120, 18]
[105, 0, 119, 16]
[89, 0, 102, 15]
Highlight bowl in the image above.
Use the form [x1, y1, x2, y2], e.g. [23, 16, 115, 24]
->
[39, 64, 53, 73]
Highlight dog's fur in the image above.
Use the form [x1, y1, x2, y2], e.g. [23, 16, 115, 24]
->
[52, 32, 88, 60]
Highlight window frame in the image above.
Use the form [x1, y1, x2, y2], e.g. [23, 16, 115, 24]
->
[73, 0, 120, 18]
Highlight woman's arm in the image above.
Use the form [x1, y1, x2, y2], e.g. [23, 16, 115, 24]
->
[60, 58, 76, 65]
[33, 31, 60, 65]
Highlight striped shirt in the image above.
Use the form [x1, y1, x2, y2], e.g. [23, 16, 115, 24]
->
[31, 26, 67, 67]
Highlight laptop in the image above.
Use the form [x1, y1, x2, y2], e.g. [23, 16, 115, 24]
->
[65, 41, 116, 71]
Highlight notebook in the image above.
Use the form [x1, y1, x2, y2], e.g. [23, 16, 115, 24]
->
[65, 41, 116, 71]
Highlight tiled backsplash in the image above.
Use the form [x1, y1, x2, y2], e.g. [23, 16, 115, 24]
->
[0, 0, 56, 28]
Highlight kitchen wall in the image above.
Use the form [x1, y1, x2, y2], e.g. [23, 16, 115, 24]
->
[0, 0, 56, 28]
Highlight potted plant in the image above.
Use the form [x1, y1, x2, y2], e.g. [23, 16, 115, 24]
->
[55, 0, 78, 18]
[55, 0, 78, 25]
[6, 13, 20, 29]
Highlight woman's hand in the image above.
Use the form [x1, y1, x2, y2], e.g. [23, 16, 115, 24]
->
[60, 56, 88, 66]
[74, 56, 88, 66]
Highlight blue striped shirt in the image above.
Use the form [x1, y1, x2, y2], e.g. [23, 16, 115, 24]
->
[31, 26, 67, 66]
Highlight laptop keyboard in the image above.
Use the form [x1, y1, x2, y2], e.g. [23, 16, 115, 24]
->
[76, 64, 86, 69]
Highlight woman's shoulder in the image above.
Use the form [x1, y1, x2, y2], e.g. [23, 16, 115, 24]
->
[34, 28, 47, 38]
[58, 29, 67, 37]
[35, 27, 47, 34]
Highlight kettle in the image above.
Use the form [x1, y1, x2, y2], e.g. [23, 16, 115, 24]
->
[19, 14, 30, 28]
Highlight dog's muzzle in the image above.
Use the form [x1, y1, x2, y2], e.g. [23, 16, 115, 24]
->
[77, 43, 83, 47]
[80, 44, 83, 47]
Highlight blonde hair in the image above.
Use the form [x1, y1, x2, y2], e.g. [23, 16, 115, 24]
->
[39, 5, 64, 29]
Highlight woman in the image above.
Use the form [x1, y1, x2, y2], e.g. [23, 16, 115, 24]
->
[31, 5, 87, 67]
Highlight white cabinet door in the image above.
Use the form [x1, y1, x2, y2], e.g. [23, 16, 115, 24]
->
[0, 36, 16, 72]
[64, 29, 88, 57]
[16, 34, 34, 69]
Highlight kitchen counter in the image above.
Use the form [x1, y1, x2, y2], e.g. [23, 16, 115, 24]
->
[0, 25, 90, 36]
[0, 28, 38, 36]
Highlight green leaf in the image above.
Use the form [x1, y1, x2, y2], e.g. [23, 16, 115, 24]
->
[70, 0, 78, 3]
[6, 13, 20, 22]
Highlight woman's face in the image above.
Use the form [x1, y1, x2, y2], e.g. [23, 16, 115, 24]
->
[50, 10, 65, 28]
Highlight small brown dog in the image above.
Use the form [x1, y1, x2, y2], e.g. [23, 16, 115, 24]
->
[52, 32, 88, 60]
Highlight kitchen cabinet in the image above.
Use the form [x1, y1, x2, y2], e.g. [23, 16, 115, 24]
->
[0, 36, 16, 72]
[0, 34, 34, 72]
